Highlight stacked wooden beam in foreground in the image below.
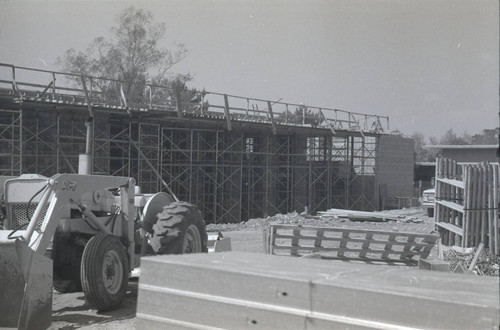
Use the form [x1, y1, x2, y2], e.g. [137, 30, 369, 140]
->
[435, 158, 499, 255]
[136, 252, 499, 329]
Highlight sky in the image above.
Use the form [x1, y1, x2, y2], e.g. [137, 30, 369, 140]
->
[0, 0, 498, 139]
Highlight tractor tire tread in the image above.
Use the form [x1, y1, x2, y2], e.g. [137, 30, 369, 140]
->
[81, 233, 128, 312]
[151, 201, 207, 254]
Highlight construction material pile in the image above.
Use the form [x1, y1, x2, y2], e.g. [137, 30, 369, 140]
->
[207, 207, 434, 234]
[317, 208, 423, 223]
[444, 245, 499, 277]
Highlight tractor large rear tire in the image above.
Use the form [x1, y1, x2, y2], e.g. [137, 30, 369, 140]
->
[80, 233, 128, 311]
[151, 202, 208, 254]
[52, 235, 83, 293]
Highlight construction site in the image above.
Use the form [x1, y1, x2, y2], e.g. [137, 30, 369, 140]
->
[0, 63, 498, 329]
[0, 63, 414, 222]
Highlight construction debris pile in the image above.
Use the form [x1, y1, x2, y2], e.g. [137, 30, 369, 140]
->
[444, 246, 500, 277]
[207, 207, 435, 234]
[316, 208, 424, 223]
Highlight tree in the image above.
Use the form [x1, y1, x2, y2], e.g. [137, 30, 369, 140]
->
[438, 129, 470, 145]
[58, 6, 189, 106]
[412, 131, 438, 162]
[471, 128, 499, 144]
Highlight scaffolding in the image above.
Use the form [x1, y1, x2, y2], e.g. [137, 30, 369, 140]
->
[0, 63, 388, 223]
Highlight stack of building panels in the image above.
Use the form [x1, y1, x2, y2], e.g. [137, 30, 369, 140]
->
[137, 252, 499, 329]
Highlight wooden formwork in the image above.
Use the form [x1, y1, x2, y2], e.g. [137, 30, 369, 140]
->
[265, 224, 438, 265]
[435, 157, 499, 255]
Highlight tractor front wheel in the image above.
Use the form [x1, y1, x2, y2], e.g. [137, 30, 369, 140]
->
[80, 233, 128, 311]
[151, 202, 207, 254]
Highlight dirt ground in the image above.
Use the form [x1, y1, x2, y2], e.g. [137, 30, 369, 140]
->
[48, 207, 436, 329]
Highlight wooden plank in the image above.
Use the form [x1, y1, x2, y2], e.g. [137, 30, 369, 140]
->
[450, 159, 458, 245]
[447, 161, 454, 245]
[272, 225, 433, 238]
[481, 163, 488, 246]
[435, 200, 464, 213]
[493, 164, 499, 255]
[272, 245, 432, 256]
[312, 258, 499, 330]
[475, 165, 483, 246]
[317, 208, 405, 220]
[338, 231, 349, 257]
[223, 94, 232, 131]
[175, 87, 183, 118]
[487, 164, 494, 251]
[273, 234, 436, 248]
[435, 158, 443, 243]
[470, 165, 478, 246]
[435, 222, 463, 236]
[314, 228, 324, 249]
[463, 166, 471, 247]
[267, 101, 277, 135]
[290, 227, 300, 256]
[468, 242, 484, 272]
[137, 252, 499, 330]
[359, 232, 372, 258]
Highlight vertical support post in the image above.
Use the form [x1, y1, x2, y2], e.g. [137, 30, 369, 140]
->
[223, 94, 232, 131]
[463, 166, 470, 247]
[19, 109, 23, 174]
[149, 86, 153, 110]
[120, 83, 128, 108]
[35, 114, 39, 172]
[200, 92, 205, 114]
[56, 113, 60, 173]
[214, 131, 219, 223]
[265, 134, 269, 216]
[487, 164, 494, 251]
[480, 163, 487, 246]
[267, 101, 277, 135]
[302, 105, 305, 126]
[176, 88, 183, 118]
[361, 136, 366, 210]
[122, 178, 136, 270]
[52, 73, 56, 99]
[11, 65, 16, 93]
[189, 129, 193, 201]
[492, 164, 499, 255]
[239, 131, 244, 222]
[80, 76, 94, 175]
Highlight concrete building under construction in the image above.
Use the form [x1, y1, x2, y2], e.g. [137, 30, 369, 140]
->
[0, 63, 414, 223]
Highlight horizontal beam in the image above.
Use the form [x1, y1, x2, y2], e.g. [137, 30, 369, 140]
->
[435, 222, 463, 236]
[436, 200, 464, 213]
[436, 177, 464, 189]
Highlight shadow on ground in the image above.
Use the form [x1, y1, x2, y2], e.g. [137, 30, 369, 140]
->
[49, 280, 138, 329]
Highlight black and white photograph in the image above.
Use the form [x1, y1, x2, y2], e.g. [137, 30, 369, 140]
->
[0, 0, 498, 329]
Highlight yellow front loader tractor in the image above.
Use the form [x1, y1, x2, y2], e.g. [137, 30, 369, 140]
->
[0, 173, 208, 329]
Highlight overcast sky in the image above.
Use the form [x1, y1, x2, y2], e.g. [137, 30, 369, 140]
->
[0, 0, 498, 139]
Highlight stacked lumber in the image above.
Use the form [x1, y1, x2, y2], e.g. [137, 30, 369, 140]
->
[317, 208, 416, 222]
[435, 158, 499, 255]
[136, 252, 499, 329]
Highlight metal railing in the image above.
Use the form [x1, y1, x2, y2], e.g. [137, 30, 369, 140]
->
[0, 63, 389, 133]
